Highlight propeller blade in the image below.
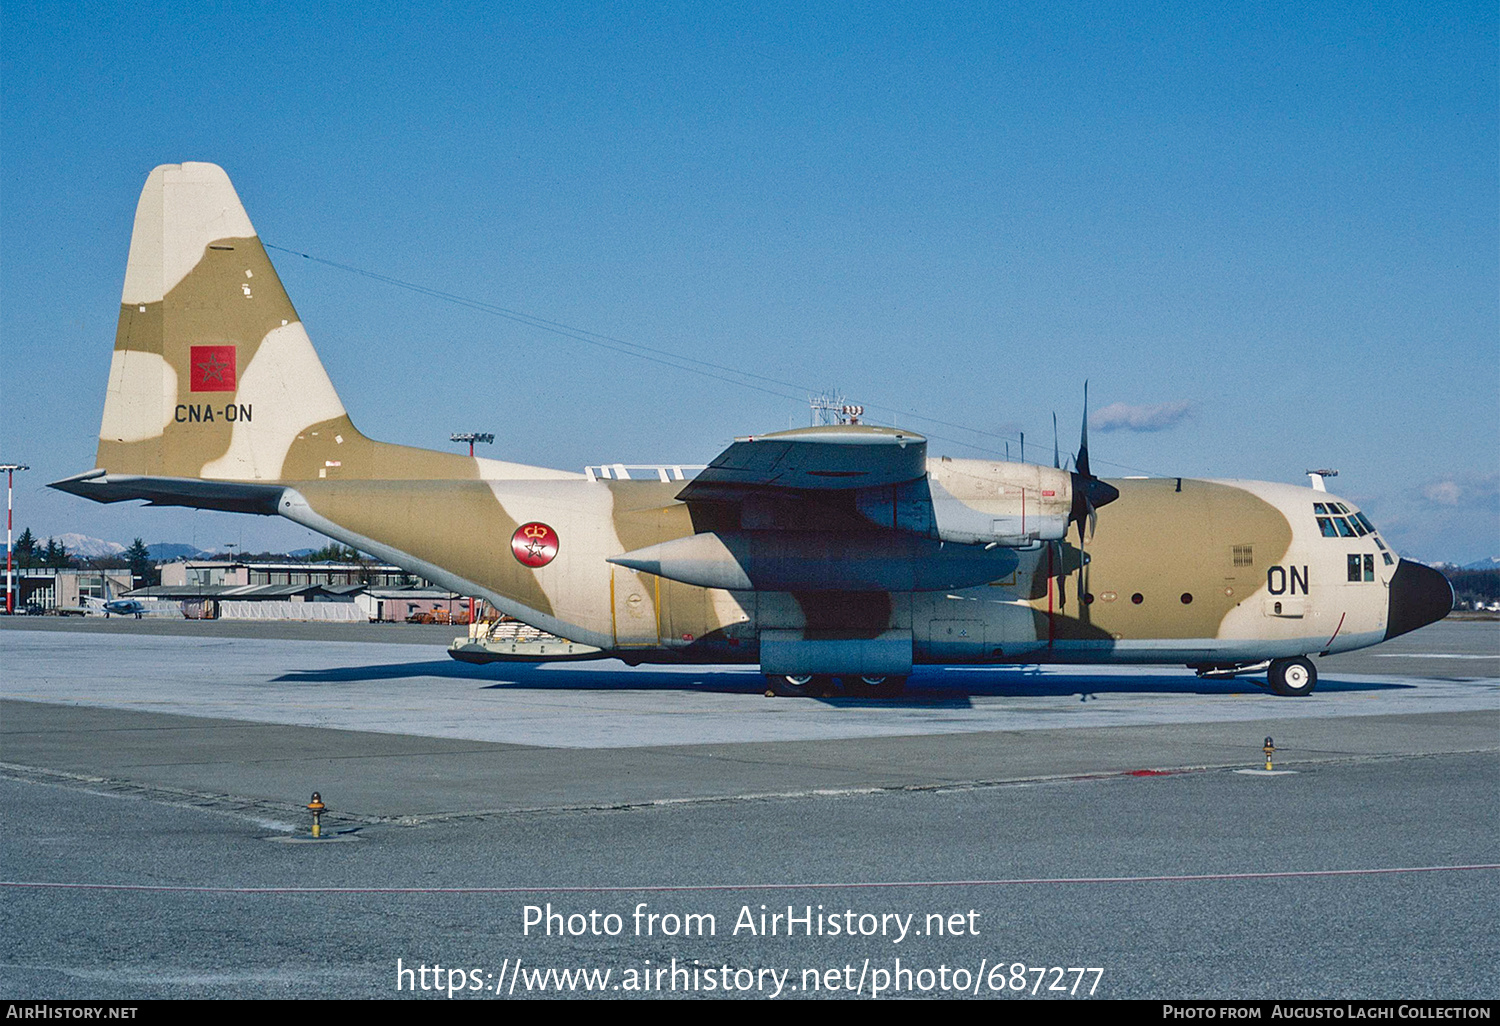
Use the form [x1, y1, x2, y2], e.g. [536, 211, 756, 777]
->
[1076, 380, 1091, 481]
[1070, 471, 1093, 536]
[1052, 413, 1060, 470]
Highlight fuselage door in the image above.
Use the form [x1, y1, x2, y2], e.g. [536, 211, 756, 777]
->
[611, 566, 660, 648]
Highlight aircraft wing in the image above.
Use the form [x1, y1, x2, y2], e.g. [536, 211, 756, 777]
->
[615, 423, 1067, 591]
[618, 424, 1028, 592]
[677, 425, 926, 501]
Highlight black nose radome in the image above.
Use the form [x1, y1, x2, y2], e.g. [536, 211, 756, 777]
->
[1385, 559, 1453, 641]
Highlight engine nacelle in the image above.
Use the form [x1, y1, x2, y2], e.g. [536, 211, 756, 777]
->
[854, 458, 1073, 546]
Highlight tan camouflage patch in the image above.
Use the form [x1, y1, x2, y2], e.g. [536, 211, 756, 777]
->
[297, 480, 556, 618]
[1030, 478, 1293, 640]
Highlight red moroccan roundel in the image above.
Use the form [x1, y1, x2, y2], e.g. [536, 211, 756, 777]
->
[511, 522, 559, 568]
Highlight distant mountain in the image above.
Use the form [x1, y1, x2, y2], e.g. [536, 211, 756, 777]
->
[53, 533, 125, 557]
[146, 542, 209, 561]
[1415, 558, 1498, 572]
[37, 536, 213, 561]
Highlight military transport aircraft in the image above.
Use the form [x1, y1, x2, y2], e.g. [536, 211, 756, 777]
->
[53, 163, 1453, 696]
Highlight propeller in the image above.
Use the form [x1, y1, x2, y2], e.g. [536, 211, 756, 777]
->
[1046, 387, 1120, 630]
[1068, 380, 1120, 545]
[1050, 411, 1065, 610]
[1066, 382, 1118, 626]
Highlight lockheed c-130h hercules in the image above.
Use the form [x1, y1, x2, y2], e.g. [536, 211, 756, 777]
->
[53, 163, 1454, 697]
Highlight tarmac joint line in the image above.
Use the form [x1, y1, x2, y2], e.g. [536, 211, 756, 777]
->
[5, 745, 1498, 826]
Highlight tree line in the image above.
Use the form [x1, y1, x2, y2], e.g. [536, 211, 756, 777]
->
[1445, 568, 1500, 609]
[7, 531, 377, 587]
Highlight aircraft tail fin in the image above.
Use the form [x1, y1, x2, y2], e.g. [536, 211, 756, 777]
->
[97, 162, 352, 482]
[69, 163, 578, 508]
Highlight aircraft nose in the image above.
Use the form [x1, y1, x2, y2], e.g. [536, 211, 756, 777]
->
[1385, 559, 1453, 641]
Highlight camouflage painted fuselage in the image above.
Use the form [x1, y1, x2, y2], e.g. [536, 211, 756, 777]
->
[274, 471, 1396, 667]
[58, 163, 1449, 676]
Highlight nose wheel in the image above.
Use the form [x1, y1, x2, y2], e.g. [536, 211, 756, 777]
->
[1267, 657, 1317, 697]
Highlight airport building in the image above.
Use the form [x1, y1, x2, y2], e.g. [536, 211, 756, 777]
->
[10, 567, 135, 614]
[8, 560, 474, 622]
[159, 559, 420, 590]
[149, 560, 472, 621]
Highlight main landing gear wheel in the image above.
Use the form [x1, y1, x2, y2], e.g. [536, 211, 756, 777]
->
[1267, 656, 1317, 697]
[847, 675, 908, 698]
[767, 674, 832, 697]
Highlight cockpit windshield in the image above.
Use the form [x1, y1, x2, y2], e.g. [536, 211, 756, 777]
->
[1313, 504, 1393, 564]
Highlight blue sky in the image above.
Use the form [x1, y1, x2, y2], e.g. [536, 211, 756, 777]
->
[2, 2, 1496, 561]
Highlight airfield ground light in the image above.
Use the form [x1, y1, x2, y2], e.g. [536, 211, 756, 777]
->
[307, 792, 326, 838]
[1263, 737, 1276, 771]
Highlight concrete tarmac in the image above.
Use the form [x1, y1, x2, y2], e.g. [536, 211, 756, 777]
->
[1, 617, 1496, 999]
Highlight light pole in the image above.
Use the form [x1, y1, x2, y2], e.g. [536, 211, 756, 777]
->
[2, 464, 30, 614]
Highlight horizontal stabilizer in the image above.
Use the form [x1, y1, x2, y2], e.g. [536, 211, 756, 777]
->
[50, 470, 285, 516]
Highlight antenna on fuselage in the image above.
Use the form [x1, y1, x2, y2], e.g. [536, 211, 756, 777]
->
[808, 392, 863, 426]
[451, 432, 495, 458]
[1306, 468, 1339, 492]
